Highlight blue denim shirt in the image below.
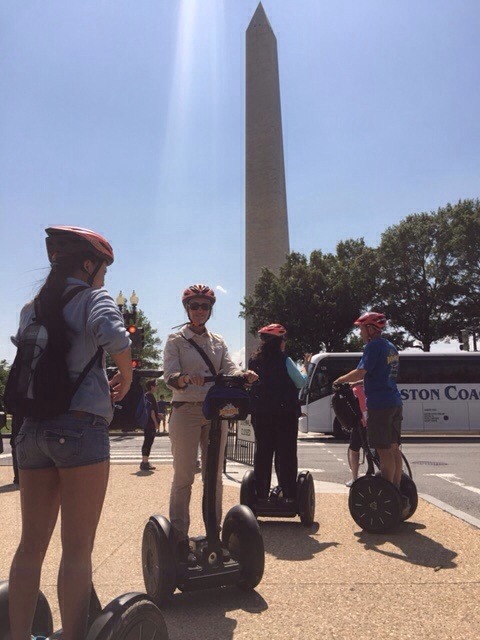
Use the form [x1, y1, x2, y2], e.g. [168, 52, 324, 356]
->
[15, 278, 131, 422]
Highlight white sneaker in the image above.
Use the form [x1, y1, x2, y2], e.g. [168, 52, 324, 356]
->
[345, 479, 355, 487]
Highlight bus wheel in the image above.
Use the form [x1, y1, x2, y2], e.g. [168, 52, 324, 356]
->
[333, 418, 349, 441]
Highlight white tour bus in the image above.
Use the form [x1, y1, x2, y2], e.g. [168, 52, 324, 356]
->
[299, 352, 480, 438]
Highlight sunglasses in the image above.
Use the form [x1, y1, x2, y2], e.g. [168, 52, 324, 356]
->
[188, 302, 211, 311]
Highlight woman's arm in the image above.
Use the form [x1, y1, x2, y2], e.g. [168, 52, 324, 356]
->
[110, 347, 133, 401]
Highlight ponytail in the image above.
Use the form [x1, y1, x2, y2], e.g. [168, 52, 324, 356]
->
[36, 253, 91, 356]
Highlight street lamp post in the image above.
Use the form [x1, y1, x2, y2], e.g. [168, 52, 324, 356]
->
[130, 290, 139, 323]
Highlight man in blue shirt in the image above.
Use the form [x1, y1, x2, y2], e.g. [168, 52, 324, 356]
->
[334, 312, 403, 491]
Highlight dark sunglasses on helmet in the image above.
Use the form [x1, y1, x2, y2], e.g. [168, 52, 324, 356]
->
[188, 302, 211, 311]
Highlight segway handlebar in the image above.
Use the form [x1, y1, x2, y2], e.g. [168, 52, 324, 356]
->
[186, 373, 250, 388]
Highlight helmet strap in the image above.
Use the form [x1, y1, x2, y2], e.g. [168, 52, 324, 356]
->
[82, 259, 102, 286]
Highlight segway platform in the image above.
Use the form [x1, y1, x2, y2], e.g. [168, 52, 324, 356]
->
[240, 469, 316, 527]
[142, 375, 265, 607]
[332, 382, 418, 533]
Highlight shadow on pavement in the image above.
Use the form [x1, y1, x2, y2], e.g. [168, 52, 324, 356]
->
[355, 520, 458, 569]
[0, 482, 19, 493]
[259, 520, 339, 561]
[163, 586, 268, 640]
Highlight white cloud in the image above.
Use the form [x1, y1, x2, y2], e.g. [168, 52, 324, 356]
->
[215, 285, 227, 294]
[231, 347, 245, 368]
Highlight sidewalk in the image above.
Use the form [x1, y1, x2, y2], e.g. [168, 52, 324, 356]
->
[1, 465, 479, 639]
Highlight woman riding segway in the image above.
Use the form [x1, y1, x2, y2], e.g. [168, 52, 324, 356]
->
[162, 284, 258, 563]
[241, 324, 315, 526]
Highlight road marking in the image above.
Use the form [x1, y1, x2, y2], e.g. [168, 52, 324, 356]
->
[425, 473, 480, 496]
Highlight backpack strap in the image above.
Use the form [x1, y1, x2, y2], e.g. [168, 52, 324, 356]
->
[181, 335, 217, 377]
[70, 347, 103, 399]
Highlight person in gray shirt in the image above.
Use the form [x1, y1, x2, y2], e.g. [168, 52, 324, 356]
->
[8, 226, 132, 640]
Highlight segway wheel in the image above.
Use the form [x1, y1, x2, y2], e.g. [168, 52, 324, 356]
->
[0, 580, 54, 640]
[297, 471, 315, 527]
[142, 516, 177, 607]
[222, 505, 264, 591]
[85, 593, 168, 640]
[400, 472, 418, 520]
[240, 470, 257, 514]
[349, 476, 402, 533]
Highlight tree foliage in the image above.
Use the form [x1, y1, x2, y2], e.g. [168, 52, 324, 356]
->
[241, 198, 480, 355]
[241, 241, 378, 360]
[375, 212, 461, 351]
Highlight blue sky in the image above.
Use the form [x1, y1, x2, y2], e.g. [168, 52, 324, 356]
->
[1, 0, 479, 364]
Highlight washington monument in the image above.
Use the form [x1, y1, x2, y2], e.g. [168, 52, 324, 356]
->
[245, 3, 290, 359]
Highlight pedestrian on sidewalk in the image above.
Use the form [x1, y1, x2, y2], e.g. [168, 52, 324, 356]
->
[163, 284, 257, 564]
[140, 380, 159, 471]
[248, 324, 309, 502]
[333, 312, 407, 511]
[7, 227, 132, 640]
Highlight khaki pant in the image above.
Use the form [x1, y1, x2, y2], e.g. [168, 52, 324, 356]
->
[169, 403, 228, 540]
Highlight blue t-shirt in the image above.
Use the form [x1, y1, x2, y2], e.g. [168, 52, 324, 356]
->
[357, 337, 402, 410]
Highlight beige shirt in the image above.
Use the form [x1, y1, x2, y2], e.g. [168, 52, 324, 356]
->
[163, 325, 242, 401]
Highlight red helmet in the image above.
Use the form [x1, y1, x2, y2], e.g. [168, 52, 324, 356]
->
[46, 226, 114, 265]
[258, 323, 287, 338]
[182, 284, 216, 307]
[354, 312, 387, 331]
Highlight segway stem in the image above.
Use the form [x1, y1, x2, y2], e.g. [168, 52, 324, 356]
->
[203, 413, 223, 559]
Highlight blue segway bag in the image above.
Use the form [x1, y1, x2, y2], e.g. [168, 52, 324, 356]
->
[202, 385, 250, 421]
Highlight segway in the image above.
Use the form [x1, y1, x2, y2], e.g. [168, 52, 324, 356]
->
[332, 383, 418, 533]
[0, 580, 168, 639]
[240, 466, 315, 527]
[142, 375, 264, 607]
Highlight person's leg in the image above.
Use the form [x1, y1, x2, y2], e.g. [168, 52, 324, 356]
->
[348, 448, 360, 481]
[276, 413, 298, 499]
[9, 467, 61, 640]
[367, 407, 397, 483]
[376, 446, 396, 483]
[252, 414, 275, 499]
[169, 405, 201, 540]
[392, 407, 404, 487]
[347, 423, 362, 485]
[57, 460, 110, 640]
[141, 428, 156, 469]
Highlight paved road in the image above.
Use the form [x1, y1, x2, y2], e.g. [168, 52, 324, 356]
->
[2, 434, 479, 525]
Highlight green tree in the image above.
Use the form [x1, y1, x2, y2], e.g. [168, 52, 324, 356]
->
[241, 241, 378, 360]
[0, 360, 10, 404]
[440, 199, 480, 333]
[376, 212, 461, 351]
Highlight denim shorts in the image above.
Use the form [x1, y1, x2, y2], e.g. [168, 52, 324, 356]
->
[15, 412, 110, 470]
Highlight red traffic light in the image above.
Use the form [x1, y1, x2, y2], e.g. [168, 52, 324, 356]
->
[131, 359, 142, 369]
[127, 325, 137, 334]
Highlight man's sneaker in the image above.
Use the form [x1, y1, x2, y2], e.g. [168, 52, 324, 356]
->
[401, 494, 411, 519]
[345, 479, 355, 487]
[140, 462, 156, 471]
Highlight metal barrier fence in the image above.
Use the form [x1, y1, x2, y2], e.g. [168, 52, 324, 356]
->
[225, 420, 256, 467]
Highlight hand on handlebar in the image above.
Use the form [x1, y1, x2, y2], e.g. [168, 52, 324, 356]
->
[244, 370, 258, 384]
[185, 374, 204, 386]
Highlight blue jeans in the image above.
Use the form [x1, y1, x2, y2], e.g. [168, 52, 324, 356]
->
[16, 412, 110, 470]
